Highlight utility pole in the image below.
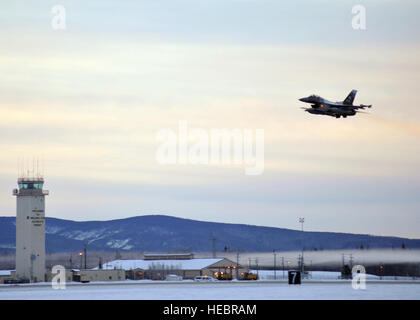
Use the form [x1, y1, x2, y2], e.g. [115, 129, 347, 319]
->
[298, 254, 302, 272]
[299, 217, 305, 274]
[282, 256, 285, 279]
[236, 250, 240, 280]
[212, 236, 217, 258]
[273, 250, 277, 280]
[84, 243, 87, 269]
[255, 258, 259, 277]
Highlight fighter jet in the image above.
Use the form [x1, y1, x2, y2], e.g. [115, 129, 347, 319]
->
[299, 90, 371, 118]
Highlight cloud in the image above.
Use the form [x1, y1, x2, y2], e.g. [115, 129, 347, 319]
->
[1, 42, 420, 182]
[0, 1, 420, 237]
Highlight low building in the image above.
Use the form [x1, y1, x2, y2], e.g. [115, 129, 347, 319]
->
[79, 269, 125, 282]
[44, 269, 125, 283]
[45, 269, 74, 283]
[101, 258, 248, 280]
[0, 270, 14, 284]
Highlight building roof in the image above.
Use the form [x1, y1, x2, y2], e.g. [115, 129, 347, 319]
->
[100, 258, 225, 271]
[143, 253, 194, 260]
[144, 253, 193, 257]
[0, 270, 13, 276]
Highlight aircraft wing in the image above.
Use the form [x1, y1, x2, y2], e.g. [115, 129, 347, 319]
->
[340, 104, 372, 110]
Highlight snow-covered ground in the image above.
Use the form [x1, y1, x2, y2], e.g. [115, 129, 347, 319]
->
[253, 270, 416, 280]
[1, 281, 419, 300]
[254, 270, 353, 280]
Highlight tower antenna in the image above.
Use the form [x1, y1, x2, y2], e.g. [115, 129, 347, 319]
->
[36, 158, 40, 178]
[41, 155, 45, 178]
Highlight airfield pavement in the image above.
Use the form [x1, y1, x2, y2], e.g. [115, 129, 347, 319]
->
[1, 280, 420, 300]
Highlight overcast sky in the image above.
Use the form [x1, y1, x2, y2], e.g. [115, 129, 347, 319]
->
[1, 0, 420, 238]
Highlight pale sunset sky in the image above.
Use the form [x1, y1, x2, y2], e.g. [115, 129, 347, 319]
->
[0, 1, 419, 238]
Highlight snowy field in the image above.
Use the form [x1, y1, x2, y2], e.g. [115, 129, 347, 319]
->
[254, 270, 416, 281]
[1, 281, 420, 300]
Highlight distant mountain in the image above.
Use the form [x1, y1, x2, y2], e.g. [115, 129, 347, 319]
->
[0, 215, 419, 253]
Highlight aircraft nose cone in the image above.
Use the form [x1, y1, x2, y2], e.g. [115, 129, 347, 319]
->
[299, 97, 307, 102]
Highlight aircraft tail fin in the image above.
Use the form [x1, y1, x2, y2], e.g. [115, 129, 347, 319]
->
[343, 89, 357, 105]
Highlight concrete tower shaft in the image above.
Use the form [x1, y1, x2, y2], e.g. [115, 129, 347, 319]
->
[13, 177, 49, 282]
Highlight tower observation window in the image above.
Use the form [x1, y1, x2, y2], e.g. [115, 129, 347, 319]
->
[18, 182, 43, 190]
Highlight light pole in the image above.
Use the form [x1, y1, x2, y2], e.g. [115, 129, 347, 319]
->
[79, 252, 83, 270]
[299, 217, 305, 274]
[84, 244, 87, 269]
[236, 250, 240, 280]
[255, 258, 259, 277]
[282, 257, 285, 279]
[212, 236, 217, 258]
[273, 250, 277, 280]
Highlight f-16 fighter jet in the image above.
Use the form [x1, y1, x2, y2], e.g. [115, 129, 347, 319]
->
[300, 90, 371, 118]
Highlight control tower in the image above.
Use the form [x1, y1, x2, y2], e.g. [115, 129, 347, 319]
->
[13, 176, 49, 282]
